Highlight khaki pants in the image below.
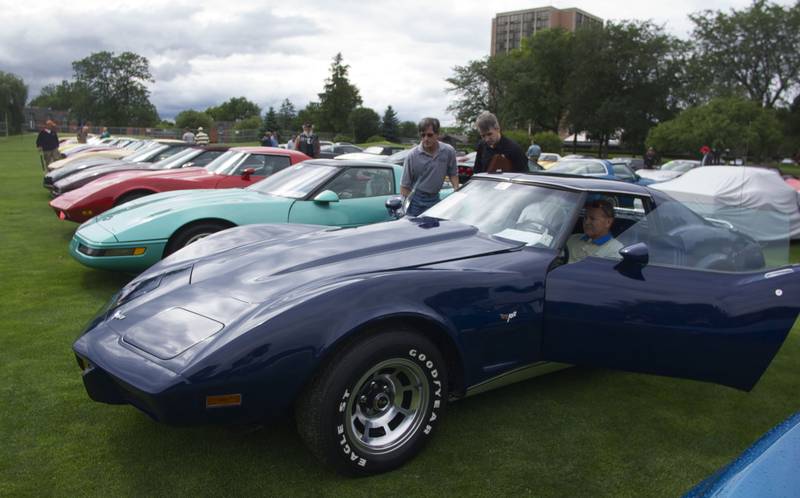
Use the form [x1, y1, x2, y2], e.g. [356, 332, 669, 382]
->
[42, 149, 60, 166]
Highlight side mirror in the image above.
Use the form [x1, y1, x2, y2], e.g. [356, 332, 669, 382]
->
[619, 242, 649, 265]
[241, 167, 256, 180]
[385, 195, 404, 218]
[313, 190, 340, 203]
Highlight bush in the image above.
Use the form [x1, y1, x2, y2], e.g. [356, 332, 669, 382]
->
[175, 110, 213, 131]
[333, 134, 354, 143]
[234, 116, 263, 131]
[532, 131, 562, 154]
[365, 135, 386, 143]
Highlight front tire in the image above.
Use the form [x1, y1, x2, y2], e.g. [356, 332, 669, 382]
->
[164, 221, 231, 256]
[296, 328, 448, 475]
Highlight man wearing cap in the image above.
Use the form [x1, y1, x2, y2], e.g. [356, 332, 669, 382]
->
[295, 123, 320, 158]
[526, 142, 543, 171]
[566, 199, 623, 263]
[36, 120, 60, 167]
[195, 127, 209, 145]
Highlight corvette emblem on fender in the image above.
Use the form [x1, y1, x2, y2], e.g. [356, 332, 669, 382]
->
[500, 311, 517, 323]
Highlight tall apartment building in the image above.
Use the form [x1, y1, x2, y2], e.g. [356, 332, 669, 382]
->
[491, 6, 603, 56]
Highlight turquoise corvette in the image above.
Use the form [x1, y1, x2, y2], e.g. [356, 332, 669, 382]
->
[70, 160, 423, 272]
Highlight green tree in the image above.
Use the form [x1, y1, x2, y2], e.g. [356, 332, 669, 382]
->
[277, 98, 296, 131]
[235, 116, 263, 131]
[318, 53, 362, 133]
[446, 58, 496, 128]
[399, 120, 417, 139]
[72, 51, 158, 126]
[29, 81, 74, 110]
[380, 105, 400, 141]
[205, 97, 261, 122]
[348, 107, 381, 143]
[690, 0, 800, 108]
[0, 71, 28, 134]
[262, 106, 279, 132]
[567, 21, 683, 154]
[296, 102, 322, 131]
[175, 110, 214, 130]
[501, 28, 575, 132]
[776, 95, 800, 157]
[647, 97, 782, 161]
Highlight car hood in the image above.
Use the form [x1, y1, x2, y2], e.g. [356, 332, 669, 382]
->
[47, 158, 126, 182]
[178, 218, 523, 304]
[54, 162, 152, 188]
[334, 152, 388, 162]
[93, 189, 289, 239]
[101, 219, 522, 364]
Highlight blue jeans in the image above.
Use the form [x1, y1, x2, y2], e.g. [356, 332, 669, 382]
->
[407, 191, 440, 217]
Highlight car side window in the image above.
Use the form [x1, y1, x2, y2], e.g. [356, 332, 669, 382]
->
[191, 151, 224, 167]
[612, 164, 634, 181]
[323, 167, 394, 199]
[234, 154, 291, 176]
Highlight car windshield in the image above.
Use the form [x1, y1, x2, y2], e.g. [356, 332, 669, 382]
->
[204, 150, 249, 174]
[124, 143, 167, 162]
[423, 179, 580, 248]
[386, 149, 410, 164]
[151, 148, 202, 169]
[540, 154, 558, 162]
[549, 160, 607, 175]
[661, 161, 697, 172]
[363, 146, 385, 155]
[246, 163, 339, 198]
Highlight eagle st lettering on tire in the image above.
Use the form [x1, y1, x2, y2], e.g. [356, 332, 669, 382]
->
[297, 328, 448, 475]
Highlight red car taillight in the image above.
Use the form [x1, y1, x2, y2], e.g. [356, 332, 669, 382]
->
[458, 165, 473, 177]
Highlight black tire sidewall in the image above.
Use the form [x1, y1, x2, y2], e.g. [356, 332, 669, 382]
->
[317, 331, 447, 475]
[165, 223, 226, 256]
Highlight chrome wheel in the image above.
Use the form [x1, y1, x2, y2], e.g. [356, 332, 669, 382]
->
[345, 358, 429, 455]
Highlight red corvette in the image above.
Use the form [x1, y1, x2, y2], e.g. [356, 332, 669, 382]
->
[50, 146, 310, 223]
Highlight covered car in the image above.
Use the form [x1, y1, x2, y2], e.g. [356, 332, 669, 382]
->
[637, 160, 702, 183]
[50, 147, 310, 223]
[653, 166, 800, 241]
[73, 172, 799, 476]
[69, 160, 415, 272]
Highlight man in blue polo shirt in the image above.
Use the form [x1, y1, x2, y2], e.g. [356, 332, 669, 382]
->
[566, 199, 623, 263]
[401, 117, 459, 217]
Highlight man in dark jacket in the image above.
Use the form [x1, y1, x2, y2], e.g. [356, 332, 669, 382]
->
[473, 112, 527, 174]
[36, 120, 60, 168]
[295, 122, 320, 158]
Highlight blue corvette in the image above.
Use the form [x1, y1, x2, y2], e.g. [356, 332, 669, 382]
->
[548, 158, 655, 185]
[73, 172, 799, 475]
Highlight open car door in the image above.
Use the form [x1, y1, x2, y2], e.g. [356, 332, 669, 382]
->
[541, 199, 799, 391]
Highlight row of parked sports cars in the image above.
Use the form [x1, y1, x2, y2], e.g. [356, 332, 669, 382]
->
[50, 137, 799, 479]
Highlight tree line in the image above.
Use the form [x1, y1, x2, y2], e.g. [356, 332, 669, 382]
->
[446, 0, 800, 159]
[10, 51, 417, 143]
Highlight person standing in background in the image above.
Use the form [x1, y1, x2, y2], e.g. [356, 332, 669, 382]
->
[473, 112, 527, 174]
[182, 128, 195, 144]
[195, 127, 209, 145]
[36, 120, 60, 168]
[76, 125, 89, 144]
[295, 123, 320, 158]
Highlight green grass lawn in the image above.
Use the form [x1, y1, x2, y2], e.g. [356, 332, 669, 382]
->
[1, 133, 798, 497]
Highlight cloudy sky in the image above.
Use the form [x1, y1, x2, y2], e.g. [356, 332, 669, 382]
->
[0, 0, 790, 124]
